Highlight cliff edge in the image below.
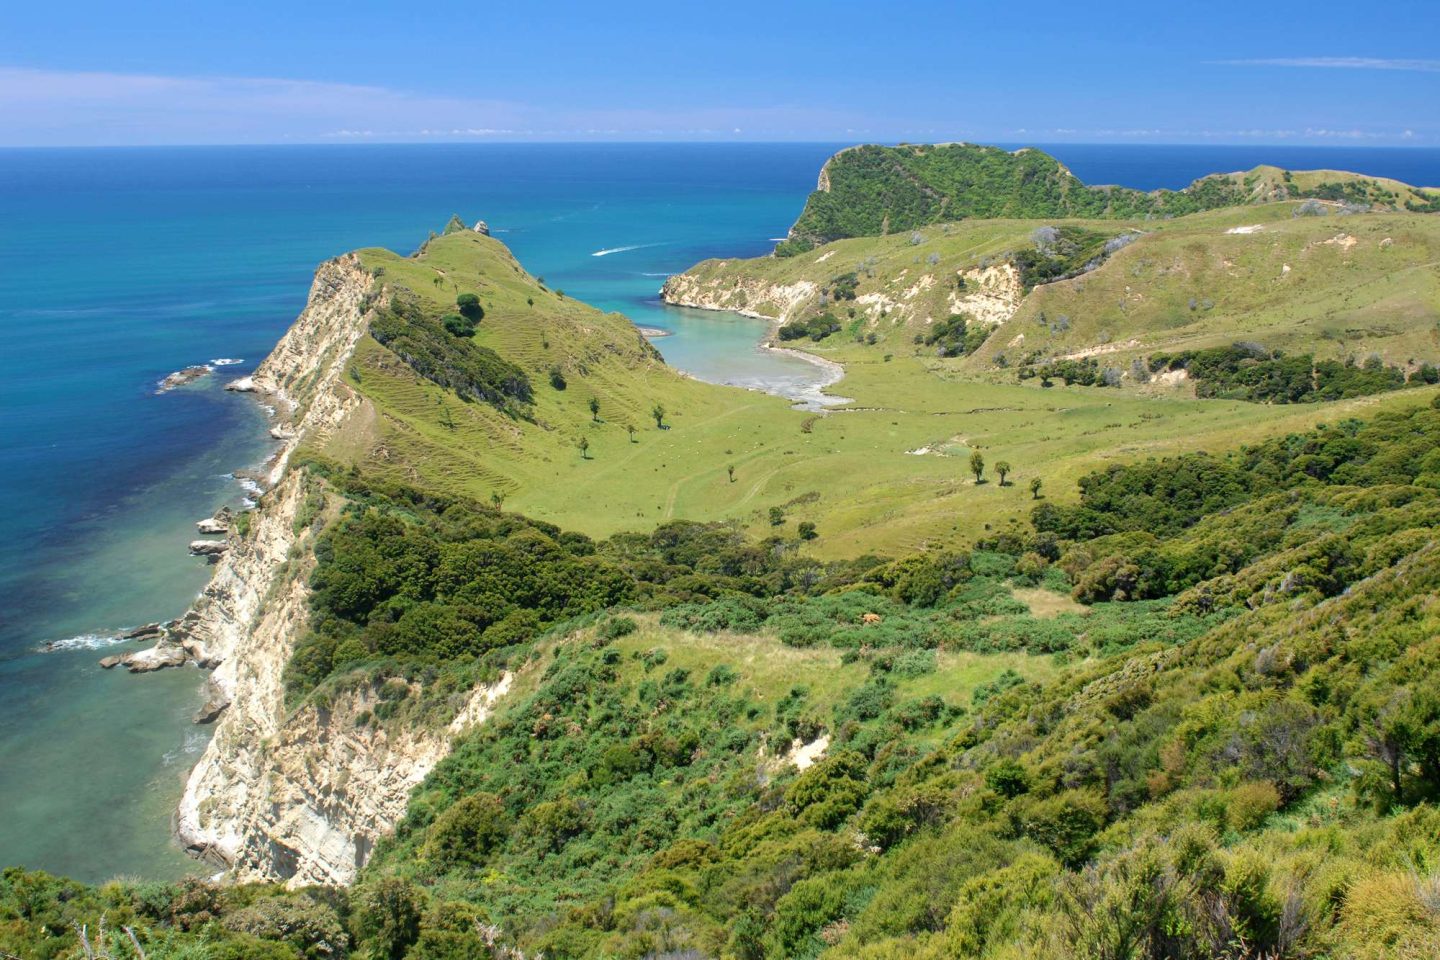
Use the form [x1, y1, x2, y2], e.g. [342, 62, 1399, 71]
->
[169, 251, 511, 886]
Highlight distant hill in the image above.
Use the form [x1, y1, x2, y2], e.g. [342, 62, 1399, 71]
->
[778, 143, 1440, 254]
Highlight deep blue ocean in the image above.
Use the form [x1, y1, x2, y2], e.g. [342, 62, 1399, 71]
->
[2, 142, 1438, 881]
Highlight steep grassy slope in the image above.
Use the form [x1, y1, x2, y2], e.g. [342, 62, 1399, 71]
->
[779, 142, 1440, 253]
[311, 229, 823, 540]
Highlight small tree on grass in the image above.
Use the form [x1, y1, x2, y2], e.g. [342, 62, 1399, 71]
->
[651, 403, 667, 429]
[578, 436, 590, 460]
[769, 506, 785, 527]
[996, 461, 1012, 486]
[490, 490, 506, 511]
[727, 464, 736, 483]
[589, 397, 600, 422]
[627, 424, 637, 443]
[970, 450, 986, 484]
[1030, 477, 1043, 500]
[456, 292, 484, 323]
[798, 521, 817, 540]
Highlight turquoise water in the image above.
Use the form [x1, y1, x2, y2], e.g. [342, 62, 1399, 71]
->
[2, 143, 1438, 882]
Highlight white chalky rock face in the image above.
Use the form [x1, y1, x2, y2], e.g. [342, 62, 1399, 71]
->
[661, 272, 819, 324]
[172, 254, 514, 886]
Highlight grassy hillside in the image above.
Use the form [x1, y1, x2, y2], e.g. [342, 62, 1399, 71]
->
[672, 203, 1440, 382]
[316, 226, 1440, 564]
[778, 142, 1440, 253]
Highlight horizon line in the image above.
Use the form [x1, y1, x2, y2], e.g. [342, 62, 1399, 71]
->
[2, 138, 1438, 150]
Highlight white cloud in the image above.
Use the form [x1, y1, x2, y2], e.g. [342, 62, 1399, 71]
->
[0, 64, 1430, 146]
[1215, 57, 1440, 73]
[0, 66, 868, 145]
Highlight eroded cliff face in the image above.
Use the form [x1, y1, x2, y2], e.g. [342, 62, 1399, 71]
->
[251, 254, 377, 484]
[183, 658, 511, 887]
[661, 259, 1023, 334]
[660, 271, 818, 324]
[949, 262, 1023, 328]
[172, 251, 516, 886]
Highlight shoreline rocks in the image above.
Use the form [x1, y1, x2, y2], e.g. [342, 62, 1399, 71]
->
[194, 681, 231, 724]
[157, 366, 212, 393]
[196, 507, 233, 535]
[123, 621, 169, 642]
[100, 638, 189, 673]
[189, 539, 229, 561]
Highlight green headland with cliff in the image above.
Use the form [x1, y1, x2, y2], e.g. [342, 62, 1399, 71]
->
[6, 145, 1440, 960]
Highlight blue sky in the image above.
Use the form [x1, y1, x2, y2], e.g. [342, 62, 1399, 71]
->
[3, 0, 1438, 146]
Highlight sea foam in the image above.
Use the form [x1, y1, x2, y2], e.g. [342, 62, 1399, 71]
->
[39, 632, 126, 653]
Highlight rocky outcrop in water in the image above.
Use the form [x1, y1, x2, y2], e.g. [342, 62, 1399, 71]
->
[157, 365, 213, 393]
[196, 508, 233, 535]
[188, 539, 228, 559]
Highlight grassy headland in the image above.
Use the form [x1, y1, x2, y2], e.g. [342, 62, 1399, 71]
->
[778, 142, 1440, 253]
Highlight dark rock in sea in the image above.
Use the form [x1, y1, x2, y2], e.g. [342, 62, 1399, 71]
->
[189, 540, 229, 560]
[157, 366, 212, 393]
[122, 621, 169, 642]
[194, 694, 230, 725]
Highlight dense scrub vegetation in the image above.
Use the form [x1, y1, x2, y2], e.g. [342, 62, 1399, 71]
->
[777, 144, 1440, 253]
[915, 313, 990, 358]
[778, 144, 1244, 253]
[1017, 355, 1119, 388]
[1150, 343, 1427, 403]
[284, 460, 883, 698]
[368, 291, 532, 416]
[1010, 225, 1116, 291]
[9, 402, 1440, 959]
[778, 313, 843, 342]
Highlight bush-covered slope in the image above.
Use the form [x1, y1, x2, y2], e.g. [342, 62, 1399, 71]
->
[778, 143, 1440, 253]
[10, 400, 1440, 959]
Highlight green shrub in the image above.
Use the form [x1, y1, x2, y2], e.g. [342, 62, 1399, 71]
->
[422, 794, 508, 868]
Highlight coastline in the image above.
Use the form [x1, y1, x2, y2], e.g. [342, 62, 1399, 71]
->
[760, 341, 852, 409]
[658, 276, 851, 409]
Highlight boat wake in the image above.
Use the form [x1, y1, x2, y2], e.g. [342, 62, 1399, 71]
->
[593, 242, 662, 257]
